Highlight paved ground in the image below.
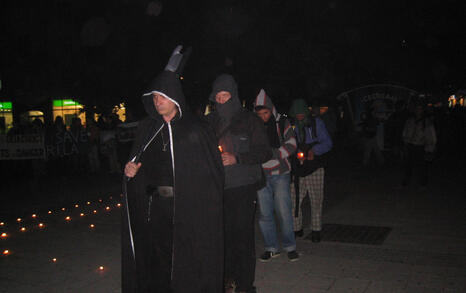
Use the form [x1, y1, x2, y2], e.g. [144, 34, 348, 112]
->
[1, 150, 465, 293]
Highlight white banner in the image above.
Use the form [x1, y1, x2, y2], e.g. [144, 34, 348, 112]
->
[0, 134, 45, 160]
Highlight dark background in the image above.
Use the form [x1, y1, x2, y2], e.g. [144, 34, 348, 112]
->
[1, 0, 465, 114]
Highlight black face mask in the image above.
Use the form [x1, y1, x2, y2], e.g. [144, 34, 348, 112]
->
[216, 96, 242, 124]
[264, 116, 281, 148]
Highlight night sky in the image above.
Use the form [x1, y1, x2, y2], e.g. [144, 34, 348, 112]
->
[1, 0, 465, 113]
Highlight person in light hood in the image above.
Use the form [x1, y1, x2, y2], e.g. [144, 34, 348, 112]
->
[122, 70, 224, 293]
[253, 89, 299, 262]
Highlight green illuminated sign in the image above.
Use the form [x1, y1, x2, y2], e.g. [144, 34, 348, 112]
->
[53, 99, 81, 107]
[0, 101, 12, 110]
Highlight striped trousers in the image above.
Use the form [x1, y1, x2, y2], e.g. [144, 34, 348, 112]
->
[290, 168, 325, 232]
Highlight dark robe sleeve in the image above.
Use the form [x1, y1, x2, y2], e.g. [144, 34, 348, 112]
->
[170, 119, 225, 293]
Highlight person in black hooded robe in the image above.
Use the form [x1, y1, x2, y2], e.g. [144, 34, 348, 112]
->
[121, 70, 224, 293]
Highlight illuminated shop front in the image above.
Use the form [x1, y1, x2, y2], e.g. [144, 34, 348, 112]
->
[448, 95, 464, 108]
[52, 99, 86, 127]
[112, 103, 126, 122]
[27, 110, 45, 123]
[0, 101, 13, 133]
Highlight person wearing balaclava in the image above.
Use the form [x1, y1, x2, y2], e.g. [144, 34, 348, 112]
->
[206, 74, 272, 293]
[122, 70, 224, 293]
[288, 99, 333, 243]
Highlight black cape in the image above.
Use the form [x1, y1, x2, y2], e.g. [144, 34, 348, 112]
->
[122, 71, 224, 293]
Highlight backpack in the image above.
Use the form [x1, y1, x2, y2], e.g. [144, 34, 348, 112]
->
[290, 116, 330, 177]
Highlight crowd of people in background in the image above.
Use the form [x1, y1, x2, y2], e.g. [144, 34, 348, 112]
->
[1, 95, 465, 196]
[1, 90, 465, 205]
[1, 112, 134, 202]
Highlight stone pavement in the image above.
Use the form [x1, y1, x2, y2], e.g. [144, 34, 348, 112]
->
[1, 151, 465, 292]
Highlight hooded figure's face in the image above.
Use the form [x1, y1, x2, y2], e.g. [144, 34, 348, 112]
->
[153, 93, 178, 121]
[296, 113, 306, 121]
[215, 91, 232, 104]
[256, 108, 272, 123]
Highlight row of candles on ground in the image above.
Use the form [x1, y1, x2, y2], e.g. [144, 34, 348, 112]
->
[1, 195, 123, 261]
[1, 248, 106, 272]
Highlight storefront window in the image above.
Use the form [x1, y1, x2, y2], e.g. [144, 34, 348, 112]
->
[0, 101, 13, 133]
[27, 110, 44, 123]
[53, 99, 86, 127]
[113, 103, 126, 122]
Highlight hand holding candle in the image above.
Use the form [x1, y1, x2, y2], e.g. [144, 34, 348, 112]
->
[297, 151, 305, 165]
[221, 152, 237, 166]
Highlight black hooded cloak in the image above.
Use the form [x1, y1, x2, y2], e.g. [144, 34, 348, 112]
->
[122, 71, 224, 293]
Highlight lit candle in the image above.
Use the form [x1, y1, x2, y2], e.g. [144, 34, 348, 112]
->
[38, 223, 44, 228]
[52, 258, 57, 262]
[65, 216, 71, 221]
[218, 145, 223, 153]
[99, 199, 103, 203]
[16, 218, 22, 222]
[80, 213, 85, 217]
[99, 266, 104, 271]
[297, 152, 304, 159]
[86, 201, 91, 205]
[32, 214, 37, 218]
[75, 204, 79, 208]
[3, 250, 9, 255]
[116, 203, 121, 207]
[93, 210, 97, 214]
[48, 211, 52, 214]
[1, 233, 7, 238]
[0, 222, 4, 226]
[105, 206, 110, 211]
[90, 224, 95, 228]
[61, 208, 66, 211]
[20, 227, 26, 232]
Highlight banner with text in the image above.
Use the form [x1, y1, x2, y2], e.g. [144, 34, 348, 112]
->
[0, 134, 46, 160]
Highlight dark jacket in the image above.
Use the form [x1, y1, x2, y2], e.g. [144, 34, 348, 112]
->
[122, 70, 224, 293]
[207, 74, 272, 189]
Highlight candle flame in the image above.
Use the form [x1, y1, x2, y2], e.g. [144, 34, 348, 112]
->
[218, 145, 223, 153]
[1, 233, 7, 238]
[297, 152, 304, 159]
[3, 250, 9, 255]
